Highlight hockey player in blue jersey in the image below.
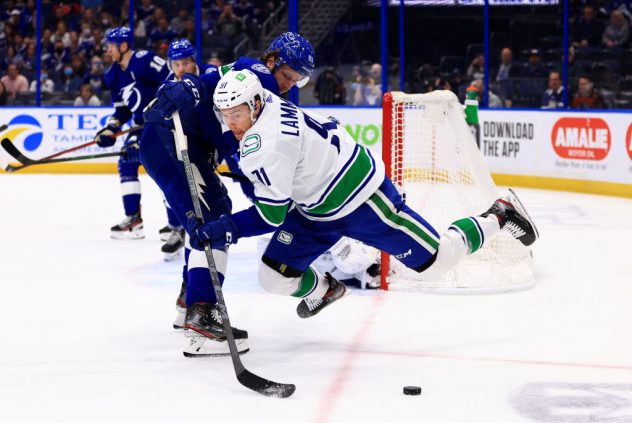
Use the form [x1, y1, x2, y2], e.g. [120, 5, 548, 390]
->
[140, 33, 315, 356]
[186, 69, 539, 320]
[94, 27, 171, 240]
[159, 40, 222, 261]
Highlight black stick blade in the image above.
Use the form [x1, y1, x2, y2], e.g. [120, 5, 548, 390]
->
[1, 138, 35, 164]
[237, 370, 296, 398]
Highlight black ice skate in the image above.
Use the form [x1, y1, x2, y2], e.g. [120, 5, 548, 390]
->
[173, 280, 187, 329]
[110, 212, 144, 239]
[183, 302, 249, 357]
[161, 227, 185, 261]
[482, 188, 539, 247]
[158, 225, 174, 242]
[297, 273, 349, 319]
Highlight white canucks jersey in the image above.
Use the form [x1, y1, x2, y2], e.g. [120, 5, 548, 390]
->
[230, 90, 385, 225]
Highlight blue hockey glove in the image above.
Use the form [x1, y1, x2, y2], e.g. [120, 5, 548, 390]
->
[95, 120, 120, 147]
[155, 73, 206, 119]
[187, 214, 238, 250]
[120, 134, 140, 163]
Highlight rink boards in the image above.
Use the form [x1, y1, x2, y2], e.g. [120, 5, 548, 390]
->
[1, 105, 630, 197]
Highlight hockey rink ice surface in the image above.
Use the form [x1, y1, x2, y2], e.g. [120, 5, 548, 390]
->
[1, 174, 632, 423]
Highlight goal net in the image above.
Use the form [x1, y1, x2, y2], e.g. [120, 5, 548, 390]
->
[381, 90, 535, 294]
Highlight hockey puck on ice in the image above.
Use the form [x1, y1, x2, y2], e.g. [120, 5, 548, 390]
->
[403, 386, 422, 395]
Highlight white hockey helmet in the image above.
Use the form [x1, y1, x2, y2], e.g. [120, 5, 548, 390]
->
[213, 69, 264, 112]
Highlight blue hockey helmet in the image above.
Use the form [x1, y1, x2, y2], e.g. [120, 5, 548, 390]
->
[105, 27, 133, 47]
[167, 39, 196, 61]
[265, 32, 315, 88]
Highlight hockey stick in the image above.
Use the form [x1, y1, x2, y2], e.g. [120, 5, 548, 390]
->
[1, 125, 142, 172]
[172, 111, 295, 398]
[1, 138, 122, 171]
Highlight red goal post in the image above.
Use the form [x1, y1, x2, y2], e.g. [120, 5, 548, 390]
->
[380, 91, 535, 294]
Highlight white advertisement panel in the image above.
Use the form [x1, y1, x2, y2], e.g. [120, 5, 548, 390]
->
[478, 109, 632, 186]
[0, 107, 121, 166]
[2, 106, 631, 195]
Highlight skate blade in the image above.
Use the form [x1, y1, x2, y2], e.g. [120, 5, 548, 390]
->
[183, 336, 249, 357]
[507, 188, 540, 240]
[162, 248, 183, 262]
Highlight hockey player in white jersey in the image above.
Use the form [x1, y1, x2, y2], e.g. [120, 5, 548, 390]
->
[186, 69, 539, 318]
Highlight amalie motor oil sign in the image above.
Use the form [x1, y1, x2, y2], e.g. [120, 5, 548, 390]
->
[551, 117, 611, 161]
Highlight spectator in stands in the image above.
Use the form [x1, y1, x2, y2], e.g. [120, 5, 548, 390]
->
[1, 63, 29, 100]
[170, 9, 190, 35]
[150, 17, 178, 48]
[180, 18, 196, 42]
[84, 54, 106, 95]
[573, 4, 605, 48]
[542, 71, 565, 108]
[314, 66, 345, 105]
[138, 0, 155, 27]
[524, 49, 547, 78]
[56, 63, 82, 93]
[209, 0, 227, 21]
[600, 0, 632, 25]
[554, 45, 582, 78]
[370, 62, 383, 105]
[571, 75, 606, 109]
[472, 79, 503, 108]
[74, 83, 101, 106]
[466, 54, 485, 80]
[493, 48, 520, 81]
[50, 21, 71, 48]
[351, 66, 380, 106]
[233, 0, 255, 23]
[45, 40, 70, 78]
[216, 5, 243, 39]
[78, 25, 95, 57]
[602, 10, 629, 48]
[1, 46, 17, 72]
[17, 42, 36, 75]
[28, 68, 54, 93]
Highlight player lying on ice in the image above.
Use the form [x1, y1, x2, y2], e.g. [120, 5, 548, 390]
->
[184, 69, 540, 319]
[142, 33, 316, 357]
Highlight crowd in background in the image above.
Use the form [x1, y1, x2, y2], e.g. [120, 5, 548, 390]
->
[310, 0, 632, 109]
[2, 0, 631, 109]
[0, 0, 281, 106]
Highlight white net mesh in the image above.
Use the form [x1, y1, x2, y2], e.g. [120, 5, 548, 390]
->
[384, 90, 535, 294]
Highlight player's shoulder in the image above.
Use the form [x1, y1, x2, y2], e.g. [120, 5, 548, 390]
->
[200, 64, 219, 75]
[234, 56, 271, 76]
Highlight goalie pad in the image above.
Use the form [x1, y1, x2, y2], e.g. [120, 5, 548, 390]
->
[330, 237, 379, 275]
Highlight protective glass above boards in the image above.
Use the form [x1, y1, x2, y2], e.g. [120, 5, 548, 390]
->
[366, 0, 559, 6]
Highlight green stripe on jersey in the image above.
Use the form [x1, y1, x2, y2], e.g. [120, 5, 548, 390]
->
[255, 201, 289, 226]
[368, 191, 440, 252]
[292, 267, 318, 298]
[306, 146, 374, 215]
[451, 217, 483, 253]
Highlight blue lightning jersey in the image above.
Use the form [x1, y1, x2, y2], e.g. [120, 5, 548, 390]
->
[144, 57, 280, 163]
[105, 50, 170, 125]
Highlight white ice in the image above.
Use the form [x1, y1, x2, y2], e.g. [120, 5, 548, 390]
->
[1, 174, 632, 423]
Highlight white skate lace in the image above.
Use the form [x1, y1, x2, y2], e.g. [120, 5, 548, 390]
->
[504, 221, 526, 239]
[210, 307, 223, 324]
[304, 297, 323, 312]
[165, 229, 183, 246]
